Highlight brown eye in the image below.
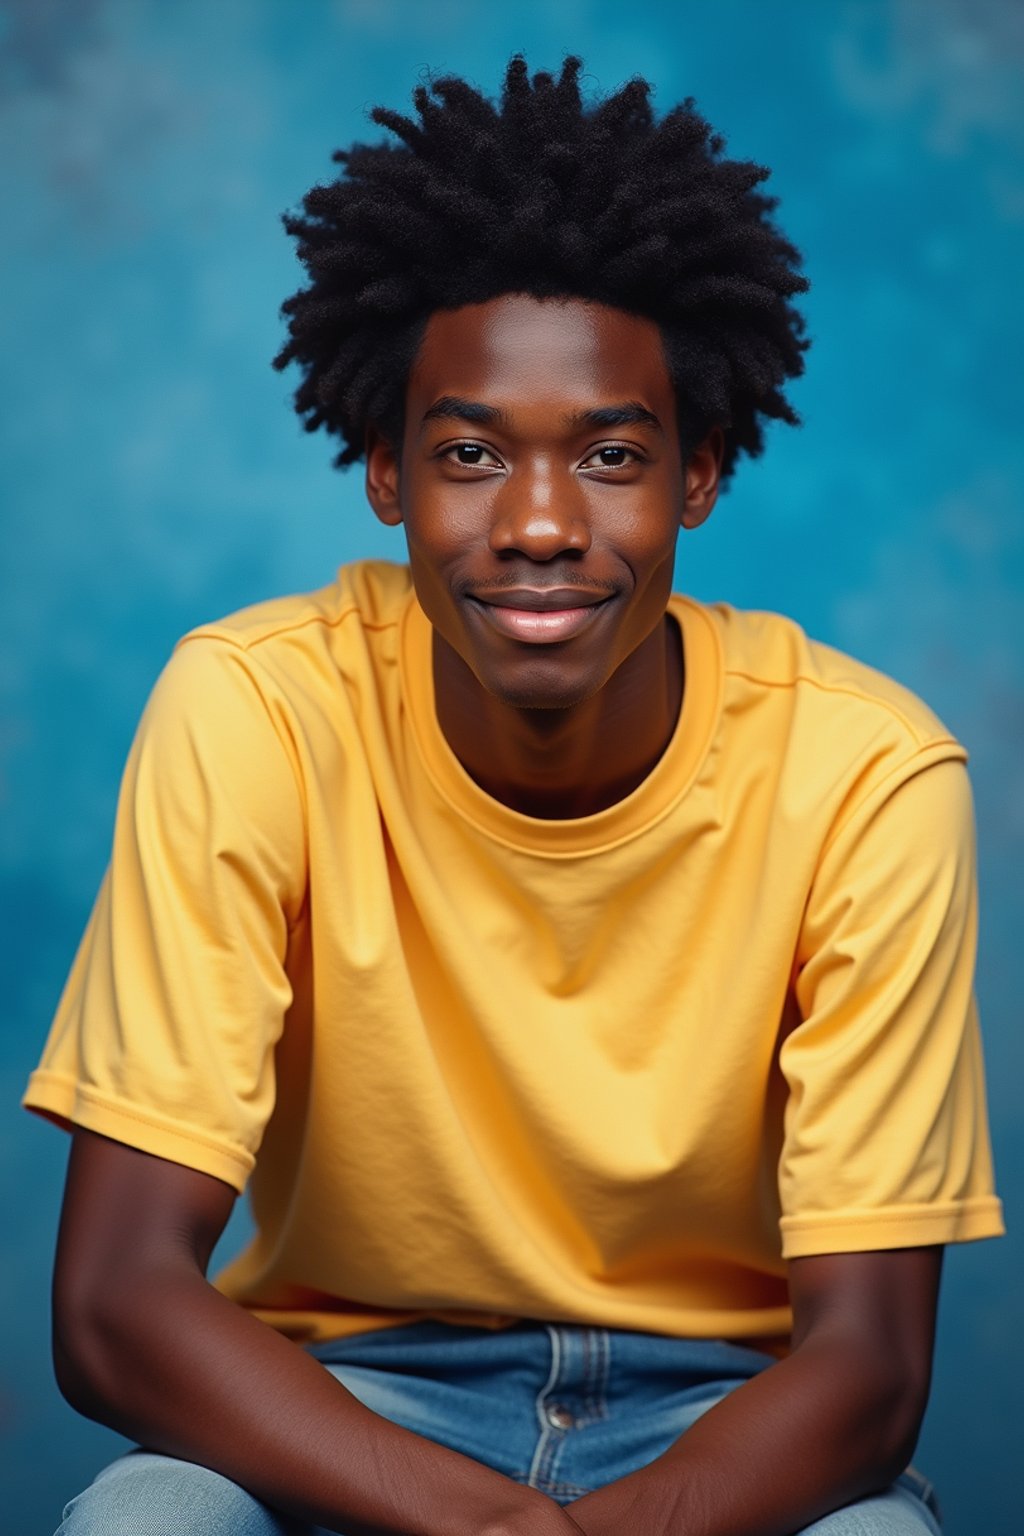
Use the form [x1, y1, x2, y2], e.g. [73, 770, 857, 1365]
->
[581, 444, 637, 470]
[444, 442, 501, 468]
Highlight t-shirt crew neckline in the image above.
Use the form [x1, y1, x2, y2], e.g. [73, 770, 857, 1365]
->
[400, 589, 723, 856]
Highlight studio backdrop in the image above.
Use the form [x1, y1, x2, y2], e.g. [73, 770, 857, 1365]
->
[2, 4, 1021, 1534]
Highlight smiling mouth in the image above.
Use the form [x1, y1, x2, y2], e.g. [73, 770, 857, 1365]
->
[468, 594, 611, 644]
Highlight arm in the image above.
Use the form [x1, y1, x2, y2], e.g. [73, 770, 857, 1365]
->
[54, 1128, 584, 1536]
[568, 1245, 942, 1536]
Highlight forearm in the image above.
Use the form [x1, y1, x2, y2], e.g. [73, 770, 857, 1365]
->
[55, 1266, 565, 1536]
[569, 1332, 924, 1536]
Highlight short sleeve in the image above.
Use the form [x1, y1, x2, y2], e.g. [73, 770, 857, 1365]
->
[22, 636, 307, 1192]
[779, 753, 1004, 1257]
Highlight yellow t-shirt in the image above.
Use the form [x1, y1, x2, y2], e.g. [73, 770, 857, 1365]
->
[24, 560, 1004, 1344]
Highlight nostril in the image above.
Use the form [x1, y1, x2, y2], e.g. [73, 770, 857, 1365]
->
[489, 507, 591, 556]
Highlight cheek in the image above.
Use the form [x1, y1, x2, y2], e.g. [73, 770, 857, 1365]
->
[607, 495, 682, 573]
[398, 492, 490, 641]
[403, 475, 503, 559]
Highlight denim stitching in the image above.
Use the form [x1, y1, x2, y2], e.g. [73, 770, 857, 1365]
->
[578, 1326, 598, 1422]
[540, 1479, 593, 1497]
[592, 1327, 610, 1421]
[513, 1472, 592, 1498]
[537, 1326, 573, 1487]
[527, 1325, 563, 1490]
[580, 1326, 598, 1421]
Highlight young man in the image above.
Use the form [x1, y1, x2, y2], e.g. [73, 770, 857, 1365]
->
[26, 57, 1003, 1536]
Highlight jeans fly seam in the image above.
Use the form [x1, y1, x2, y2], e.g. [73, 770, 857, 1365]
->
[527, 1325, 563, 1490]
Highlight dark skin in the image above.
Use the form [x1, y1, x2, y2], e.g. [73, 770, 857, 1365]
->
[54, 295, 944, 1536]
[367, 295, 714, 819]
[55, 1130, 585, 1536]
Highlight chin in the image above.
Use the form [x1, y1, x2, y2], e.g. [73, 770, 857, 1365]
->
[480, 663, 603, 714]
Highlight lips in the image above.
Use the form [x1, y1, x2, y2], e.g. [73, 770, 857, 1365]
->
[467, 588, 612, 644]
[468, 587, 610, 612]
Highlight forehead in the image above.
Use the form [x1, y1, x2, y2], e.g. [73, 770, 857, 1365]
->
[407, 294, 675, 418]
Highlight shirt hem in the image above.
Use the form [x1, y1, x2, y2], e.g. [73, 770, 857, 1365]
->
[780, 1197, 1005, 1257]
[216, 1295, 796, 1346]
[22, 1070, 253, 1193]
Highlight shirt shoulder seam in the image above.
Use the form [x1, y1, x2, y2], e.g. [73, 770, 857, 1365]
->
[723, 665, 955, 750]
[176, 604, 400, 655]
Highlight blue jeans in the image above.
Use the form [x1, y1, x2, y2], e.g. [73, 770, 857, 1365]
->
[57, 1319, 943, 1534]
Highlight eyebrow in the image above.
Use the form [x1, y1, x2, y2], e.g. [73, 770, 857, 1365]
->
[568, 403, 662, 433]
[419, 396, 662, 435]
[420, 396, 509, 431]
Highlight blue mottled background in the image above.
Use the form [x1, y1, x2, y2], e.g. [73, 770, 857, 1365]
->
[2, 1, 1021, 1532]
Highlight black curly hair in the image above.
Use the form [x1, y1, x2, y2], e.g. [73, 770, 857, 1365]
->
[274, 55, 809, 483]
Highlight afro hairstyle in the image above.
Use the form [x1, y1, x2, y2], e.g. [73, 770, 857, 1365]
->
[274, 55, 809, 483]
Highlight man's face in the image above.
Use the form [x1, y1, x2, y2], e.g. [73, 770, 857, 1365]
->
[367, 293, 717, 713]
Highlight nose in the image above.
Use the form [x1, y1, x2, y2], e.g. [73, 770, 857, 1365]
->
[488, 467, 591, 560]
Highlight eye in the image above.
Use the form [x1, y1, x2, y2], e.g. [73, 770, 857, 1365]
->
[442, 442, 503, 469]
[580, 444, 639, 470]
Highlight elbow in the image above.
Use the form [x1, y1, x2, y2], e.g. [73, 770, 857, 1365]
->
[862, 1360, 933, 1485]
[51, 1266, 141, 1426]
[53, 1292, 120, 1423]
[53, 1342, 106, 1422]
[798, 1329, 934, 1489]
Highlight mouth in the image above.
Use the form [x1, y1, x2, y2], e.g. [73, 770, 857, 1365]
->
[466, 589, 612, 644]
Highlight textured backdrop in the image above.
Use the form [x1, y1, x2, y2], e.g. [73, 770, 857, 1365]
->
[1, 2, 1021, 1532]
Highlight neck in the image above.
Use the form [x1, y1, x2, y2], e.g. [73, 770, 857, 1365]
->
[433, 614, 683, 819]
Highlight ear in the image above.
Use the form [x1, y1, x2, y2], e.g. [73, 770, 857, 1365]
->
[682, 426, 724, 530]
[365, 426, 403, 527]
